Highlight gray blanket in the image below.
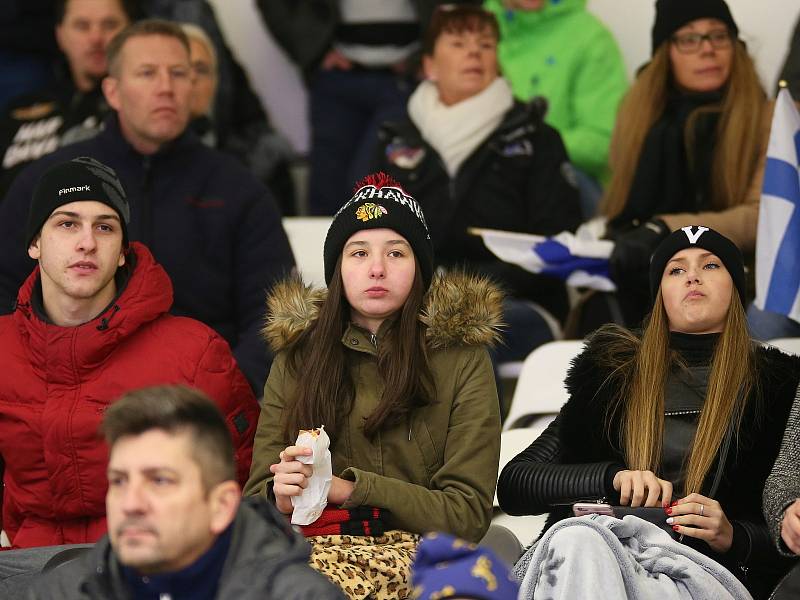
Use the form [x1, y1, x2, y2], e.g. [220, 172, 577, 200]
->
[514, 515, 752, 600]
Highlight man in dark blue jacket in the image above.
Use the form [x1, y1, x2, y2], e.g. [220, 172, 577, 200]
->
[0, 19, 294, 393]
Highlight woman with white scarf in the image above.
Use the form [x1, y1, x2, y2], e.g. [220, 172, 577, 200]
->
[375, 4, 581, 367]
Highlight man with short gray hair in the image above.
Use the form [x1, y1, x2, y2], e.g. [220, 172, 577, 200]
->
[32, 385, 343, 600]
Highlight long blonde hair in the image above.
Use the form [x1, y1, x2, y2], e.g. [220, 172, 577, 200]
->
[602, 292, 755, 494]
[601, 41, 766, 220]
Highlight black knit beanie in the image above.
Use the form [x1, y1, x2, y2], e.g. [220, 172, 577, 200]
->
[651, 0, 738, 55]
[27, 157, 130, 248]
[324, 173, 434, 290]
[649, 226, 745, 304]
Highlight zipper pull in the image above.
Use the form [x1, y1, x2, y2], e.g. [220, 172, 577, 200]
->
[369, 333, 377, 347]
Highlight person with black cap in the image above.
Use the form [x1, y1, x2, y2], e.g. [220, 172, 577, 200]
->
[244, 172, 502, 599]
[0, 156, 259, 592]
[0, 19, 294, 398]
[579, 0, 769, 333]
[499, 226, 800, 598]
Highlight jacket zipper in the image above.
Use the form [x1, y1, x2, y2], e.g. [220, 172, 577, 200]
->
[663, 409, 701, 416]
[140, 155, 153, 247]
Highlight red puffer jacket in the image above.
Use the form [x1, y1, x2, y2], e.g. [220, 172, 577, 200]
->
[0, 242, 259, 548]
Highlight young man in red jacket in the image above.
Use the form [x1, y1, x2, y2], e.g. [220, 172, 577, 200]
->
[0, 19, 295, 395]
[0, 157, 259, 596]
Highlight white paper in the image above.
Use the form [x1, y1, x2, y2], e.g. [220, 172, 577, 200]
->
[290, 426, 333, 525]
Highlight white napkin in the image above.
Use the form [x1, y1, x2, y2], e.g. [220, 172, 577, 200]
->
[290, 426, 333, 525]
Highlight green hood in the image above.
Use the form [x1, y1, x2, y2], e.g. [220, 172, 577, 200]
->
[484, 0, 587, 26]
[483, 0, 627, 180]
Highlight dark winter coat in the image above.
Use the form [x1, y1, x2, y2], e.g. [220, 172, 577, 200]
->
[0, 115, 295, 393]
[29, 497, 345, 599]
[244, 272, 503, 543]
[143, 0, 296, 212]
[255, 0, 446, 74]
[0, 67, 110, 199]
[375, 102, 581, 319]
[498, 327, 800, 599]
[0, 243, 259, 548]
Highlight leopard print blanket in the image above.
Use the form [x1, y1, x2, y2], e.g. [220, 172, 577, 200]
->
[309, 530, 421, 599]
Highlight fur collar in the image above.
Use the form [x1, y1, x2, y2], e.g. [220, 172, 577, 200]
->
[262, 271, 504, 353]
[559, 328, 800, 465]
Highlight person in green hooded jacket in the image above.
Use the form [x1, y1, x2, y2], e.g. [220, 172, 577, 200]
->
[484, 0, 628, 210]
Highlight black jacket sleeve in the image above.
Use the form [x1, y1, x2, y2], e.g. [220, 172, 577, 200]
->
[497, 415, 623, 516]
[254, 0, 337, 73]
[523, 121, 582, 235]
[231, 185, 295, 393]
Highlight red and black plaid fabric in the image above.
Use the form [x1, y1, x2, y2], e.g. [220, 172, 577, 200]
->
[300, 506, 387, 537]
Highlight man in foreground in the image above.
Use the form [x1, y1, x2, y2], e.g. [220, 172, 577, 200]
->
[32, 385, 343, 599]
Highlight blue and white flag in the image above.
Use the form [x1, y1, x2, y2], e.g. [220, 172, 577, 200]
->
[754, 87, 800, 323]
[474, 224, 616, 291]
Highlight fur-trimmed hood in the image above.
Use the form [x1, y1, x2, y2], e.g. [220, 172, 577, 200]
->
[262, 271, 504, 353]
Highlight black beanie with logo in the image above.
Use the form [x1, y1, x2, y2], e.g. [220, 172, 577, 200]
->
[323, 173, 434, 290]
[651, 0, 738, 55]
[649, 225, 745, 304]
[27, 156, 130, 248]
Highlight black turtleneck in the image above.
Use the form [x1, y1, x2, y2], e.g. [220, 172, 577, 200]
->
[669, 330, 721, 365]
[660, 330, 721, 494]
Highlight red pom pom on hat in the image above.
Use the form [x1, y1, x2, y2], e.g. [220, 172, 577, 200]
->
[351, 171, 406, 194]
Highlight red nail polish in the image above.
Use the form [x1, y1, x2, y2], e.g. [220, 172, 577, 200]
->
[666, 507, 672, 515]
[670, 501, 678, 507]
[672, 525, 679, 531]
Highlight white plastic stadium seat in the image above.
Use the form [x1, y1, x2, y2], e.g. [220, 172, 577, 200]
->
[768, 337, 800, 356]
[282, 217, 333, 288]
[491, 427, 553, 549]
[503, 340, 585, 431]
[491, 511, 547, 550]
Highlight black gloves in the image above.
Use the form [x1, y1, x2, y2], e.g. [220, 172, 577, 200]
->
[609, 218, 670, 287]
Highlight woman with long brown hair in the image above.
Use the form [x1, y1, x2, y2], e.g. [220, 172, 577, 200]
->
[244, 173, 502, 599]
[601, 0, 767, 328]
[499, 226, 800, 599]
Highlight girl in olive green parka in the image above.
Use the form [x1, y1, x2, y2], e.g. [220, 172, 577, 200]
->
[244, 173, 502, 599]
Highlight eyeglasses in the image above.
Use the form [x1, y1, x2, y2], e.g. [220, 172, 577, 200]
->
[671, 29, 732, 54]
[192, 61, 214, 79]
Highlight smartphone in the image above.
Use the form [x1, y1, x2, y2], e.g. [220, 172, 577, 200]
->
[572, 502, 615, 517]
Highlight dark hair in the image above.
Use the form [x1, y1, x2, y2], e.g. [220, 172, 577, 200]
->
[102, 385, 235, 490]
[282, 257, 435, 444]
[423, 4, 500, 55]
[56, 0, 142, 25]
[106, 18, 190, 76]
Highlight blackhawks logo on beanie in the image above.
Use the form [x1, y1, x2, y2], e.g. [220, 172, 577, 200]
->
[355, 202, 388, 222]
[324, 172, 435, 290]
